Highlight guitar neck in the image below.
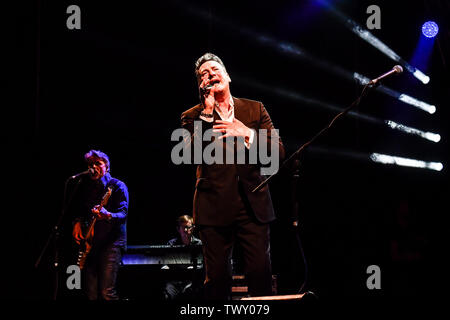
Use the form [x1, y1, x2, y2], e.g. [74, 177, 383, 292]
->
[84, 187, 112, 235]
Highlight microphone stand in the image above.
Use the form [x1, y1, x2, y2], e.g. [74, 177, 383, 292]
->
[290, 158, 309, 293]
[253, 82, 374, 294]
[34, 175, 83, 300]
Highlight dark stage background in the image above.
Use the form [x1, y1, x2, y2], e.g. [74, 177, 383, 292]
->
[11, 0, 449, 300]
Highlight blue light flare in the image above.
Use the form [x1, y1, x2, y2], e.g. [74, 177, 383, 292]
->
[422, 21, 439, 38]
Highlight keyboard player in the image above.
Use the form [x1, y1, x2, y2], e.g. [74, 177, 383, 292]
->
[163, 215, 203, 300]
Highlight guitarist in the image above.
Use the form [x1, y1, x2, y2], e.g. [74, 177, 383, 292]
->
[70, 150, 129, 300]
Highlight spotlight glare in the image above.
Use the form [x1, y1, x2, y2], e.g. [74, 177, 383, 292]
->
[370, 153, 443, 171]
[422, 21, 439, 38]
[385, 120, 441, 143]
[353, 72, 370, 85]
[349, 21, 401, 61]
[413, 69, 430, 84]
[398, 94, 436, 114]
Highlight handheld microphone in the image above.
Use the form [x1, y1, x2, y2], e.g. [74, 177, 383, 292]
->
[199, 84, 214, 95]
[368, 65, 403, 85]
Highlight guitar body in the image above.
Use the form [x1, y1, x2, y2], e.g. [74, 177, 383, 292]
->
[76, 187, 112, 270]
[76, 220, 95, 269]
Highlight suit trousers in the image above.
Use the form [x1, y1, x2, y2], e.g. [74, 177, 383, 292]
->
[198, 185, 273, 300]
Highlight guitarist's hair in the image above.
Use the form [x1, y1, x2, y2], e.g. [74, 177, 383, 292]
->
[85, 149, 111, 172]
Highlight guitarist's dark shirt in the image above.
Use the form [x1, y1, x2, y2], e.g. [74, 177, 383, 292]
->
[69, 172, 129, 250]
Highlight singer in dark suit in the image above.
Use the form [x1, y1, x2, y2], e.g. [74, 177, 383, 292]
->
[181, 53, 284, 300]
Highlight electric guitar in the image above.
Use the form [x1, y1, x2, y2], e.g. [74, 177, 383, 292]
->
[76, 187, 113, 269]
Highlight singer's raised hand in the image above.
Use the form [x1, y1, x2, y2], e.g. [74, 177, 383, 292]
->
[213, 119, 252, 140]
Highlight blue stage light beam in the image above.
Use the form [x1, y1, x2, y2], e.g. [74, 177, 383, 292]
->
[409, 21, 438, 76]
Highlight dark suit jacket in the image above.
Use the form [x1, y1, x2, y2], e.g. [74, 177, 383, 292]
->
[181, 97, 285, 226]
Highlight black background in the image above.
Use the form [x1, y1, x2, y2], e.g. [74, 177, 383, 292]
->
[11, 0, 449, 301]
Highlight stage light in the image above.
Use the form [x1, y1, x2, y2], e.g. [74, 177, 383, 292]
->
[422, 21, 439, 38]
[398, 94, 435, 114]
[308, 148, 443, 172]
[370, 153, 443, 171]
[385, 120, 440, 143]
[412, 69, 430, 84]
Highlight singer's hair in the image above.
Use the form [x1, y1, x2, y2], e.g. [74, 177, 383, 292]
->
[176, 215, 194, 228]
[194, 53, 227, 78]
[84, 149, 110, 172]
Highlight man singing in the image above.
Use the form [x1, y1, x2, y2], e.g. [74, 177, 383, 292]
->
[181, 53, 285, 300]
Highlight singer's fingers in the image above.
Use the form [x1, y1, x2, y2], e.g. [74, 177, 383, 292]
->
[213, 124, 230, 129]
[200, 78, 210, 89]
[202, 88, 212, 99]
[214, 120, 233, 125]
[75, 234, 83, 241]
